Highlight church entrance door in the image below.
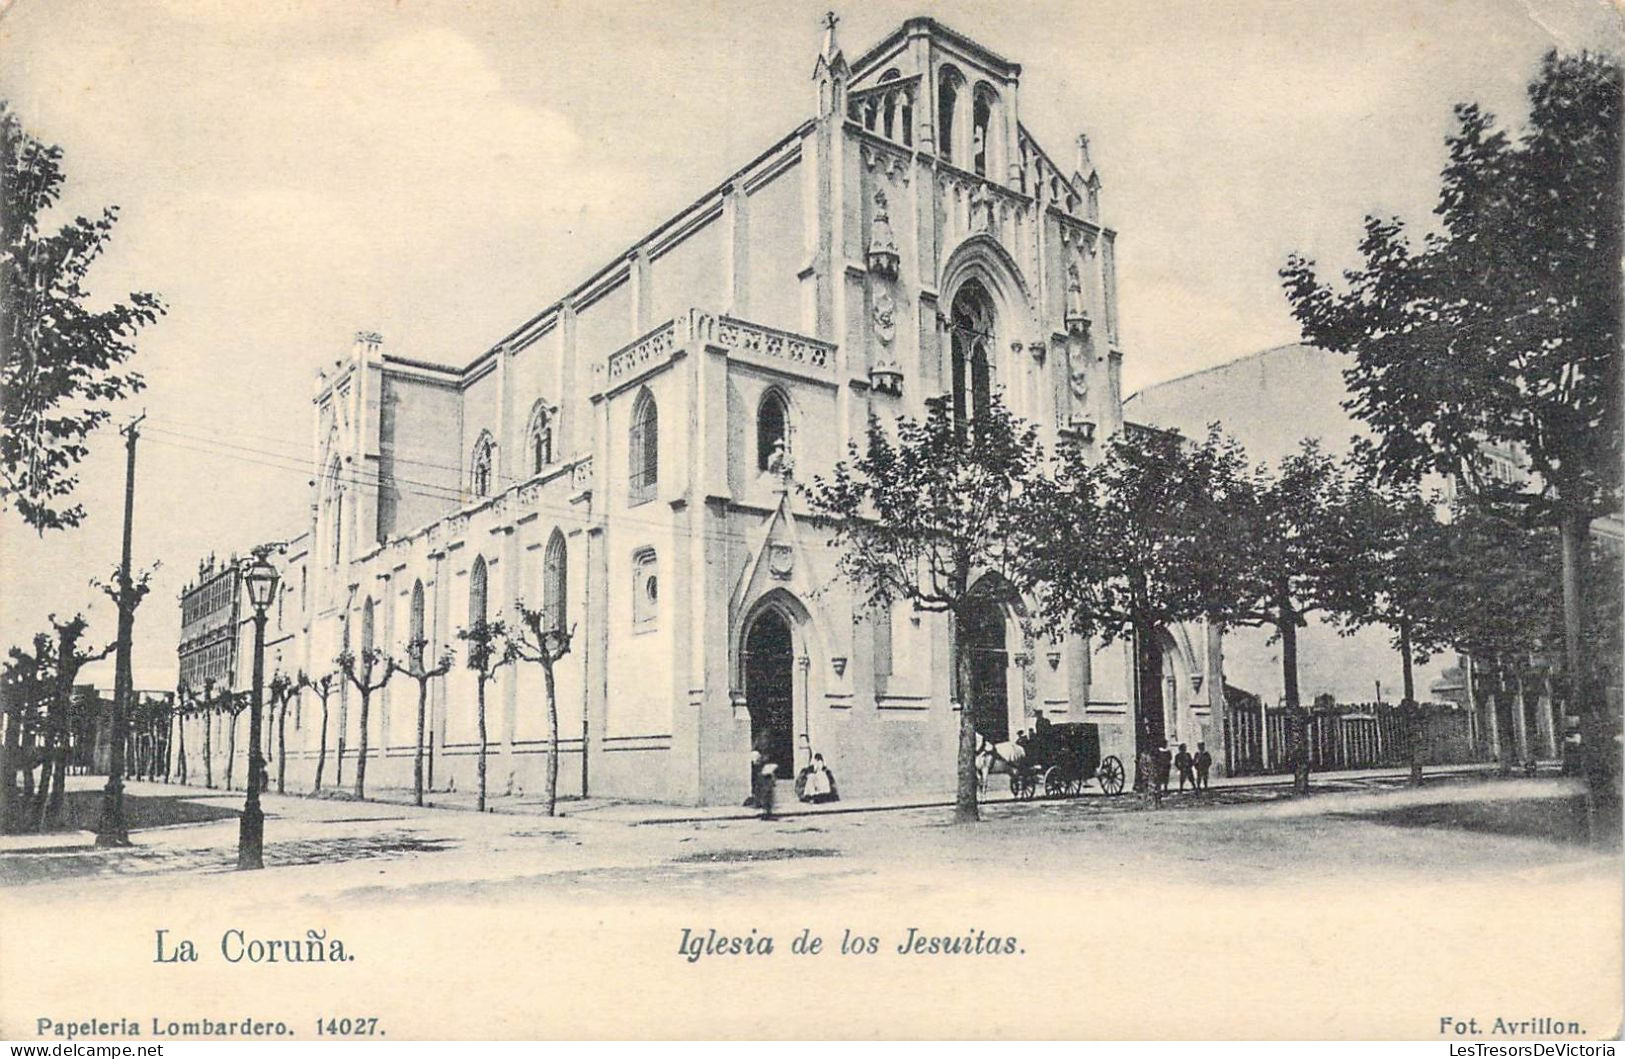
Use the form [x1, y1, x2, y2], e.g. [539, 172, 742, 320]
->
[744, 609, 796, 779]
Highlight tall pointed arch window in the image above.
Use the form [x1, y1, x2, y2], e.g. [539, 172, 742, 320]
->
[470, 432, 496, 498]
[361, 596, 375, 656]
[937, 66, 964, 163]
[325, 457, 345, 568]
[628, 390, 658, 505]
[526, 401, 555, 476]
[409, 580, 426, 654]
[469, 556, 488, 629]
[542, 530, 567, 635]
[757, 389, 790, 472]
[972, 83, 998, 178]
[949, 281, 995, 426]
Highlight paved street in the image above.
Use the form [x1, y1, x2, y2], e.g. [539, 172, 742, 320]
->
[0, 767, 1602, 891]
[3, 771, 1618, 1038]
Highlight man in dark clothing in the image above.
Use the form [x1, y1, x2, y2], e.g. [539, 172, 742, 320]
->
[1154, 744, 1172, 802]
[1174, 743, 1195, 792]
[1194, 742, 1213, 790]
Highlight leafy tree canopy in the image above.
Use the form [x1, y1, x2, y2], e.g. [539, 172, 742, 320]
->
[1, 102, 164, 531]
[1281, 51, 1621, 525]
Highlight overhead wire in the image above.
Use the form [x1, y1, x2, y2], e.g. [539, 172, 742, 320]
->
[137, 420, 803, 555]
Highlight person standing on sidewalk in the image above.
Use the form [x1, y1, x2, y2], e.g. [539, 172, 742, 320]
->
[1175, 743, 1195, 792]
[1195, 742, 1213, 790]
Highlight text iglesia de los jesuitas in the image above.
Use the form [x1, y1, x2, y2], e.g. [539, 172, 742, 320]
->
[174, 15, 1228, 806]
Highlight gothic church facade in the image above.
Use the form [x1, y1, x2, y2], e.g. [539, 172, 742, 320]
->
[279, 16, 1225, 805]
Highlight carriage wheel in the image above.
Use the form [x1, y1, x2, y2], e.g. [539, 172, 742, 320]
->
[1097, 755, 1125, 796]
[1015, 771, 1038, 800]
[1009, 773, 1023, 797]
[1070, 776, 1084, 797]
[1043, 767, 1066, 798]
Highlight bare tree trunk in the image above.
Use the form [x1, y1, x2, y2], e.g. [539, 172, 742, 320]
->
[225, 710, 238, 791]
[953, 609, 979, 824]
[476, 676, 489, 813]
[1280, 611, 1309, 794]
[543, 660, 559, 817]
[0, 708, 20, 832]
[175, 715, 187, 786]
[276, 699, 288, 795]
[354, 691, 371, 800]
[1400, 619, 1423, 787]
[1558, 510, 1611, 839]
[414, 678, 428, 807]
[314, 699, 329, 793]
[202, 712, 214, 789]
[31, 726, 56, 832]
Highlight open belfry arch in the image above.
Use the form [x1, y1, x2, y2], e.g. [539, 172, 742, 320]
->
[268, 14, 1223, 806]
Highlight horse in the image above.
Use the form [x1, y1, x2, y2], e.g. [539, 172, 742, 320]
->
[973, 733, 1026, 794]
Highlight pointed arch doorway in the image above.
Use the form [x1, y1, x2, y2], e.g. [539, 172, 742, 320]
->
[962, 594, 1010, 744]
[744, 608, 796, 777]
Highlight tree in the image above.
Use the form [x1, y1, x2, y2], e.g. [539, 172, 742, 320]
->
[1335, 475, 1452, 784]
[1020, 425, 1250, 784]
[306, 672, 339, 795]
[335, 648, 396, 800]
[217, 690, 247, 792]
[198, 678, 218, 789]
[268, 671, 306, 796]
[457, 618, 516, 813]
[1428, 498, 1566, 770]
[34, 614, 112, 829]
[0, 103, 164, 532]
[1281, 51, 1622, 808]
[508, 603, 575, 817]
[393, 637, 454, 808]
[172, 684, 194, 786]
[1201, 443, 1367, 794]
[0, 632, 52, 833]
[804, 394, 1045, 823]
[91, 561, 155, 846]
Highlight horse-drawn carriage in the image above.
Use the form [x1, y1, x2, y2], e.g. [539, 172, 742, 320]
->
[978, 721, 1126, 799]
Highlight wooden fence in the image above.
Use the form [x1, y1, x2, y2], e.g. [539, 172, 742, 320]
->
[1224, 700, 1485, 776]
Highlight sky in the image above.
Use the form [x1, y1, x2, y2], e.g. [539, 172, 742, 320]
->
[0, 0, 1620, 685]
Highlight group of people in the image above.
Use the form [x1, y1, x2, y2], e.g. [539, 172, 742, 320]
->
[745, 745, 839, 820]
[1138, 740, 1213, 806]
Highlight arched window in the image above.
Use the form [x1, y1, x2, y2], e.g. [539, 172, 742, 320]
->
[937, 66, 963, 163]
[972, 83, 998, 178]
[757, 389, 790, 472]
[469, 556, 488, 629]
[628, 390, 658, 505]
[949, 281, 995, 426]
[884, 68, 910, 142]
[409, 580, 426, 651]
[632, 548, 658, 629]
[361, 596, 375, 656]
[526, 401, 554, 476]
[325, 458, 345, 568]
[470, 432, 495, 498]
[542, 530, 567, 635]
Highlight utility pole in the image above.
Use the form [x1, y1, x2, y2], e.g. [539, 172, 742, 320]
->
[95, 413, 144, 847]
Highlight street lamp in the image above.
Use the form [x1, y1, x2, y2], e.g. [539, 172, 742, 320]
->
[237, 555, 279, 871]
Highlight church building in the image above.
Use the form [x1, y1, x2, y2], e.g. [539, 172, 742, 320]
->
[278, 16, 1225, 805]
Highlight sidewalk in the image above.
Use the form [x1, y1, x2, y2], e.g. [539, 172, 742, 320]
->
[0, 759, 1536, 849]
[367, 757, 1533, 825]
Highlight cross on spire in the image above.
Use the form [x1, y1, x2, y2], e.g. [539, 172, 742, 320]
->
[820, 10, 842, 61]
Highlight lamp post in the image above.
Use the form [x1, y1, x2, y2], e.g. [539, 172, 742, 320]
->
[237, 555, 279, 871]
